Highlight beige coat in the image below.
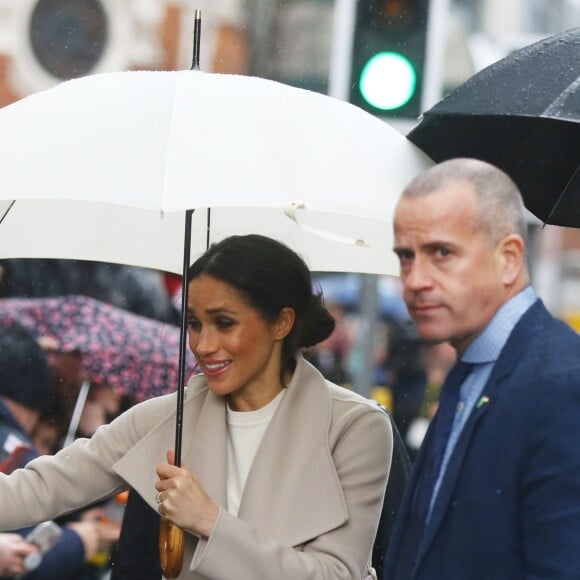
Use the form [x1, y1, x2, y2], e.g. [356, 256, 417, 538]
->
[0, 356, 392, 579]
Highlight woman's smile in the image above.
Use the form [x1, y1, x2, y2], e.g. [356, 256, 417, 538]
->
[199, 359, 232, 377]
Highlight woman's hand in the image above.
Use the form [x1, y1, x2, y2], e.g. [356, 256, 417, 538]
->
[155, 450, 219, 538]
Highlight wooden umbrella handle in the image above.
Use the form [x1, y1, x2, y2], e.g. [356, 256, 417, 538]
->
[159, 518, 185, 578]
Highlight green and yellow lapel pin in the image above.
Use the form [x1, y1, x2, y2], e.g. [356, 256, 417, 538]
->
[476, 396, 490, 409]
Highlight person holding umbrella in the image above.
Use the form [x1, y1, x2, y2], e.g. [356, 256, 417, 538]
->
[0, 234, 393, 580]
[383, 158, 580, 579]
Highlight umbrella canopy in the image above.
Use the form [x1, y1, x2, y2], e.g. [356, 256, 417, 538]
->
[407, 27, 580, 227]
[0, 295, 197, 401]
[0, 69, 432, 276]
[0, 68, 432, 490]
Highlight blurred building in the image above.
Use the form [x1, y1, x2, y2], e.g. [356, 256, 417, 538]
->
[0, 0, 167, 104]
[0, 0, 246, 106]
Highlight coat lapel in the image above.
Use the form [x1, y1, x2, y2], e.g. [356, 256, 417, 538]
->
[112, 376, 227, 512]
[415, 300, 548, 570]
[237, 357, 349, 547]
[184, 389, 228, 508]
[415, 398, 493, 565]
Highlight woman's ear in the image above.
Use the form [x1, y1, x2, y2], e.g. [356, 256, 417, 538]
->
[275, 307, 295, 340]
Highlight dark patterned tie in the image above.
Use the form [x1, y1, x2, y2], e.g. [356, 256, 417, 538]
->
[394, 359, 473, 579]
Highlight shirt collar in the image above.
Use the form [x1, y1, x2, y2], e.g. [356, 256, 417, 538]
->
[462, 286, 537, 365]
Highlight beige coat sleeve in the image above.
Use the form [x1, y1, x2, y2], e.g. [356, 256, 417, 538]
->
[0, 395, 173, 531]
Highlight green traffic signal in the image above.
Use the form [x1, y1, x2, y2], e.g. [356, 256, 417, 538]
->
[349, 0, 429, 119]
[359, 52, 417, 111]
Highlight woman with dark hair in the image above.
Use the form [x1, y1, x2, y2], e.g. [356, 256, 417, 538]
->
[0, 234, 393, 580]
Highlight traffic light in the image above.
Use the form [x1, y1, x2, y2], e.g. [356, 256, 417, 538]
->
[350, 0, 430, 119]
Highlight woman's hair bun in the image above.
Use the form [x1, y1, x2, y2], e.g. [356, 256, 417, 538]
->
[298, 293, 336, 348]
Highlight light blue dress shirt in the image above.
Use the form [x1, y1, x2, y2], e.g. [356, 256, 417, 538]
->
[427, 286, 537, 520]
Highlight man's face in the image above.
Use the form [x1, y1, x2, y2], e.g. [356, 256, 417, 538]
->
[393, 180, 506, 353]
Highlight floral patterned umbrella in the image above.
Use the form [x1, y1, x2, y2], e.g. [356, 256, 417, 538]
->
[0, 294, 198, 401]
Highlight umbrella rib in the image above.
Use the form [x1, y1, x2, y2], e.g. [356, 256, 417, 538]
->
[63, 379, 91, 448]
[544, 76, 580, 117]
[159, 73, 185, 213]
[0, 201, 15, 225]
[206, 207, 211, 250]
[546, 163, 580, 224]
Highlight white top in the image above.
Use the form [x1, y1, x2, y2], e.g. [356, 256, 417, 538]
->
[226, 390, 286, 516]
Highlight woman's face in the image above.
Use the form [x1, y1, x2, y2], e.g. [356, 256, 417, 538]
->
[187, 274, 293, 411]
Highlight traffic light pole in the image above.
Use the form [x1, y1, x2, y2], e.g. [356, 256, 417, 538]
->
[329, 0, 378, 398]
[329, 0, 377, 398]
[422, 0, 450, 112]
[328, 0, 356, 101]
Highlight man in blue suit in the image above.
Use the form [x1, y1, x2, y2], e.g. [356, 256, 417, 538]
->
[384, 158, 580, 579]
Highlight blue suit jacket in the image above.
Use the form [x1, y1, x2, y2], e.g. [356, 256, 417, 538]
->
[384, 300, 580, 579]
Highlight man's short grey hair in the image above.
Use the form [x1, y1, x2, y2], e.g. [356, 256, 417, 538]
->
[402, 158, 528, 245]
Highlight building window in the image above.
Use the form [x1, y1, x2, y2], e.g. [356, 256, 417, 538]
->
[29, 0, 108, 80]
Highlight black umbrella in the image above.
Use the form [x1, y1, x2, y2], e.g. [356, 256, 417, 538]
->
[407, 27, 580, 227]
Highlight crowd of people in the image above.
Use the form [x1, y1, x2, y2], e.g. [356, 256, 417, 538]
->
[0, 322, 124, 579]
[2, 157, 580, 580]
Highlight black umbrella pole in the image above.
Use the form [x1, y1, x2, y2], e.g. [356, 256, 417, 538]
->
[191, 10, 201, 71]
[159, 210, 192, 579]
[175, 209, 194, 466]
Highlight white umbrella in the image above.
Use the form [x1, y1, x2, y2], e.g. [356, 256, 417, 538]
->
[0, 66, 433, 455]
[0, 68, 431, 578]
[0, 69, 431, 276]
